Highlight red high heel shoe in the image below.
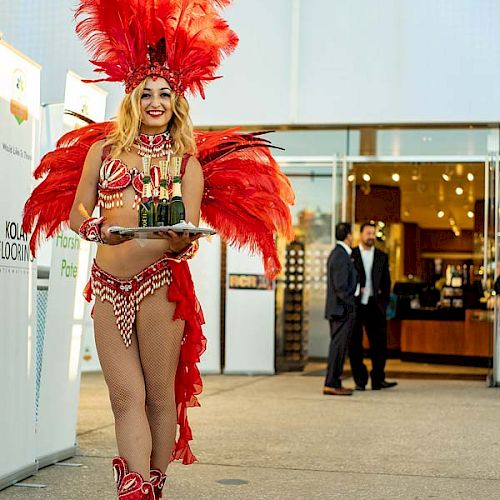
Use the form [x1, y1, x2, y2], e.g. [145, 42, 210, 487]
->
[149, 468, 167, 498]
[112, 456, 156, 499]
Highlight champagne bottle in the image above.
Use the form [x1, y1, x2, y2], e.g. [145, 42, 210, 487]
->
[139, 155, 155, 227]
[156, 159, 169, 226]
[168, 156, 185, 225]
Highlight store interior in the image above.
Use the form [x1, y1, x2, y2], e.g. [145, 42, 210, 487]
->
[350, 161, 493, 368]
[277, 155, 494, 376]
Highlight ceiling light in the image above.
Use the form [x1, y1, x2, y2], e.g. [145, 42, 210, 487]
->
[391, 173, 400, 182]
[442, 172, 451, 182]
[449, 217, 456, 225]
[455, 187, 464, 196]
[411, 168, 420, 181]
[437, 210, 445, 219]
[467, 210, 474, 219]
[362, 173, 371, 182]
[467, 173, 475, 182]
[347, 173, 355, 182]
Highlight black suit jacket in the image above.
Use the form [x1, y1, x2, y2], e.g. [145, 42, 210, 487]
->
[324, 244, 358, 319]
[352, 246, 391, 311]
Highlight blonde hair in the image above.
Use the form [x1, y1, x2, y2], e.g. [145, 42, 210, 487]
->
[106, 78, 196, 156]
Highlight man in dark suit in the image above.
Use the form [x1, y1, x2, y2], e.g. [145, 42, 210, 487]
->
[323, 222, 358, 396]
[349, 222, 397, 390]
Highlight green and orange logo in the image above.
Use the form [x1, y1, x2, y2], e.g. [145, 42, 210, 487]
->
[10, 69, 28, 125]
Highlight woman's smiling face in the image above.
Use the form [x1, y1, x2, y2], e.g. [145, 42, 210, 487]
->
[139, 77, 173, 134]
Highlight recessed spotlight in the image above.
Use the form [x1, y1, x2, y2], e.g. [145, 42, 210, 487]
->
[442, 172, 451, 182]
[362, 173, 371, 182]
[467, 210, 474, 219]
[467, 173, 475, 182]
[391, 173, 400, 182]
[347, 173, 355, 182]
[437, 210, 445, 219]
[455, 187, 464, 196]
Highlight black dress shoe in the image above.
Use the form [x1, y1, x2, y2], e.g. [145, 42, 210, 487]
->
[372, 380, 398, 390]
[355, 385, 366, 391]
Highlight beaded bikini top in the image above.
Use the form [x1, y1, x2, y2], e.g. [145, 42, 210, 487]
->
[97, 153, 188, 209]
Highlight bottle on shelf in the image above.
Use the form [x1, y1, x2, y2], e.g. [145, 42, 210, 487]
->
[462, 264, 469, 286]
[451, 265, 462, 287]
[445, 265, 452, 286]
[156, 159, 170, 226]
[138, 155, 156, 227]
[168, 156, 185, 225]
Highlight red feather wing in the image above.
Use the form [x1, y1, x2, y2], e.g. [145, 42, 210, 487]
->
[196, 129, 295, 279]
[22, 122, 114, 256]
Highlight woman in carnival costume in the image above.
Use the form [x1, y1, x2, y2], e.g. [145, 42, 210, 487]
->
[23, 1, 294, 498]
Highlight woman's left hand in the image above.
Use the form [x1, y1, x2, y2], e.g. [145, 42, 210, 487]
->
[154, 229, 203, 253]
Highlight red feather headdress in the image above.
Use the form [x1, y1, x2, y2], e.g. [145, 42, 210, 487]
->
[75, 0, 238, 97]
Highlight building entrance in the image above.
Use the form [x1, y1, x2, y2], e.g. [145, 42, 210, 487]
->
[276, 141, 500, 385]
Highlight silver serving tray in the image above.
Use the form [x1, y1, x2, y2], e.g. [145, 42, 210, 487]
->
[109, 223, 215, 238]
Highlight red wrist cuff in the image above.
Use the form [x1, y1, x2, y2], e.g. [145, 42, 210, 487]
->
[79, 217, 105, 243]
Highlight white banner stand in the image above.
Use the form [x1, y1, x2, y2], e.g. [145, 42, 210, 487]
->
[189, 233, 222, 374]
[35, 73, 106, 467]
[0, 40, 40, 490]
[224, 247, 275, 375]
[36, 232, 93, 466]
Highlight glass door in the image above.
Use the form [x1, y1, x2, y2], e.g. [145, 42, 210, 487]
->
[485, 154, 500, 386]
[332, 156, 355, 232]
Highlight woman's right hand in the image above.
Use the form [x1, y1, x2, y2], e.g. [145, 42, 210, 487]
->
[100, 222, 134, 245]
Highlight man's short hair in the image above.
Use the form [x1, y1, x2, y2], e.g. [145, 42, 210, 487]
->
[360, 221, 376, 233]
[335, 222, 352, 241]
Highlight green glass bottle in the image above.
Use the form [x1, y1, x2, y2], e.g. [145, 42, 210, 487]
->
[156, 159, 169, 226]
[168, 156, 185, 225]
[139, 155, 155, 227]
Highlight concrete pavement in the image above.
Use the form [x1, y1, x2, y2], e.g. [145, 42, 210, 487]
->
[1, 371, 499, 499]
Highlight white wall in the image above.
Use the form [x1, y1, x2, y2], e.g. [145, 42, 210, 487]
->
[298, 0, 500, 124]
[1, 0, 499, 124]
[0, 0, 121, 115]
[190, 0, 292, 126]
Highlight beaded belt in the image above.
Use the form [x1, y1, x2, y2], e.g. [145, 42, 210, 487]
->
[90, 257, 173, 347]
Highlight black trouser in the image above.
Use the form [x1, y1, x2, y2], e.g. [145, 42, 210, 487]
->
[324, 310, 356, 389]
[348, 298, 387, 387]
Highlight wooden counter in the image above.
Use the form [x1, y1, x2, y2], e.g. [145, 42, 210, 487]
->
[400, 309, 493, 357]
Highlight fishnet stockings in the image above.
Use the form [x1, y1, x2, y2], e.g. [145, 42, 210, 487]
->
[93, 284, 184, 480]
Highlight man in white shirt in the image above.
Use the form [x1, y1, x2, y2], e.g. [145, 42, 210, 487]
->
[349, 222, 397, 390]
